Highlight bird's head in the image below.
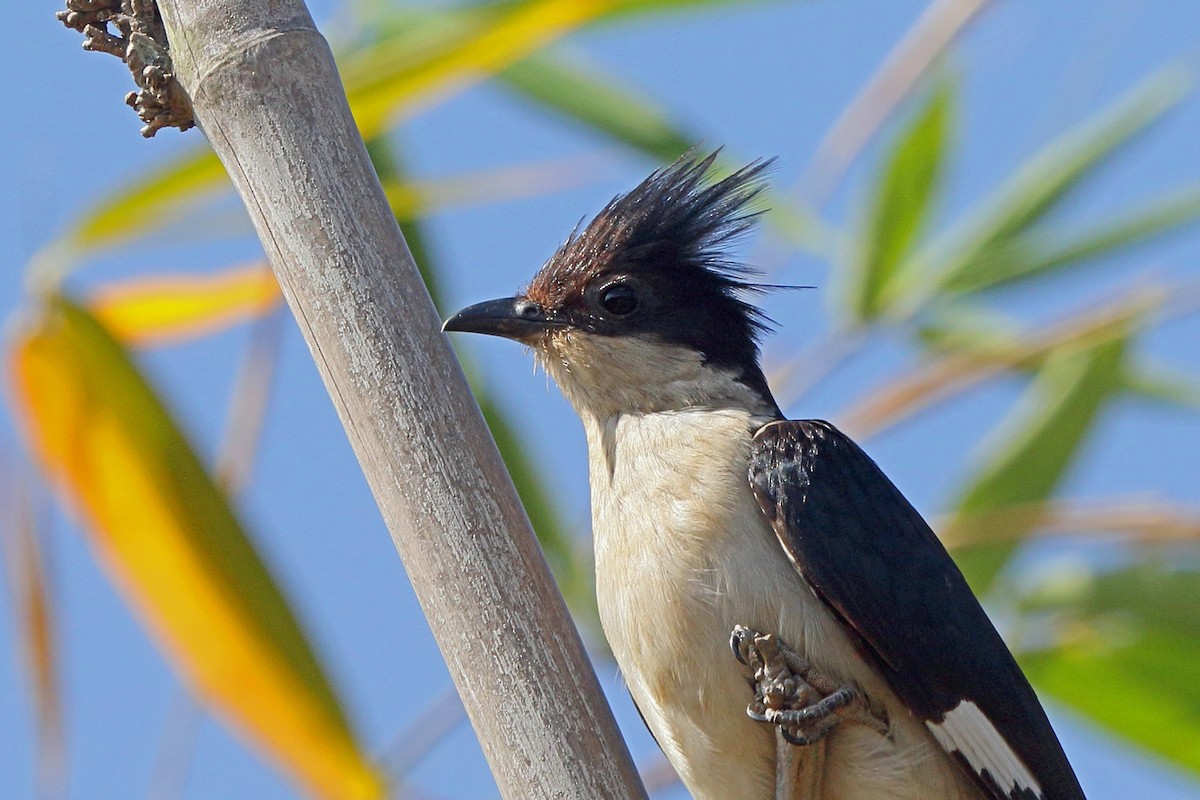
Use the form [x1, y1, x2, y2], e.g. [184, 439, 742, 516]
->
[444, 151, 782, 420]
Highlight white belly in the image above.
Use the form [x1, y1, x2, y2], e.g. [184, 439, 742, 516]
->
[584, 408, 981, 800]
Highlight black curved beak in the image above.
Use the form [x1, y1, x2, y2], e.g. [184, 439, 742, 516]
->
[442, 297, 564, 341]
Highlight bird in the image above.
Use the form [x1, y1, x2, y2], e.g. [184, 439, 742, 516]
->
[442, 151, 1087, 800]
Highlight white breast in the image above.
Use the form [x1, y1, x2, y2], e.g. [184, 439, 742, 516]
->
[583, 408, 983, 800]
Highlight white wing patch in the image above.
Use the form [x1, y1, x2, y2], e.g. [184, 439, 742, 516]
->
[927, 700, 1042, 799]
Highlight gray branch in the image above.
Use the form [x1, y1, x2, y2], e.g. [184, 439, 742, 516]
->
[137, 0, 645, 796]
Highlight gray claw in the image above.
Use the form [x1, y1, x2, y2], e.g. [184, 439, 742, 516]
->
[729, 624, 888, 747]
[730, 624, 753, 665]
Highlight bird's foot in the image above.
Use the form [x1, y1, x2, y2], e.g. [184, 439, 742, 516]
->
[730, 625, 888, 746]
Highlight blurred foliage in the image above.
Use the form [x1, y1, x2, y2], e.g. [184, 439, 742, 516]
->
[1017, 562, 1200, 773]
[10, 297, 384, 799]
[825, 54, 1200, 793]
[6, 0, 1200, 796]
[0, 491, 62, 797]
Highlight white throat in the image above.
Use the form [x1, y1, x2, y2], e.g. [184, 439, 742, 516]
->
[534, 330, 775, 421]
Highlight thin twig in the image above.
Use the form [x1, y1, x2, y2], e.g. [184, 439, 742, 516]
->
[146, 692, 202, 800]
[939, 496, 1200, 549]
[837, 284, 1170, 440]
[1, 481, 66, 800]
[216, 307, 286, 490]
[638, 756, 679, 795]
[767, 326, 867, 413]
[776, 731, 823, 800]
[798, 0, 993, 207]
[380, 685, 467, 783]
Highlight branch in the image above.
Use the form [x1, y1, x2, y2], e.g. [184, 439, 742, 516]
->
[134, 0, 644, 796]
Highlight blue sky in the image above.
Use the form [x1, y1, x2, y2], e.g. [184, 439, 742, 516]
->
[2, 1, 1199, 798]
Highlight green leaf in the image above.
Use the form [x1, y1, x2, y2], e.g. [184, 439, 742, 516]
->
[917, 302, 1200, 414]
[497, 50, 828, 252]
[1017, 564, 1200, 775]
[945, 184, 1200, 295]
[1121, 363, 1200, 412]
[846, 78, 952, 320]
[500, 51, 695, 164]
[53, 0, 612, 260]
[916, 305, 1021, 353]
[61, 149, 227, 258]
[52, 0, 807, 268]
[950, 334, 1130, 590]
[892, 67, 1191, 316]
[585, 0, 779, 23]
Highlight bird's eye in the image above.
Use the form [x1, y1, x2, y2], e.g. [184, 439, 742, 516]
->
[599, 283, 639, 317]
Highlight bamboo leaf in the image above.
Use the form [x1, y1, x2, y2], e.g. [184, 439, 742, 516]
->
[82, 157, 593, 347]
[950, 334, 1130, 590]
[1121, 363, 1200, 412]
[846, 77, 952, 320]
[945, 184, 1200, 295]
[1017, 564, 1200, 775]
[60, 150, 228, 263]
[343, 0, 620, 134]
[54, 0, 617, 259]
[380, 156, 602, 225]
[912, 295, 1200, 414]
[1024, 629, 1200, 775]
[500, 51, 695, 163]
[8, 296, 383, 799]
[89, 263, 281, 347]
[55, 0, 791, 264]
[497, 51, 827, 251]
[892, 67, 1191, 315]
[841, 289, 1161, 439]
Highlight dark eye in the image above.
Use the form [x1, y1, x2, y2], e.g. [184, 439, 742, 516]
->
[600, 283, 639, 317]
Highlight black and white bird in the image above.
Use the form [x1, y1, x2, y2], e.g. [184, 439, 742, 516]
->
[443, 153, 1087, 800]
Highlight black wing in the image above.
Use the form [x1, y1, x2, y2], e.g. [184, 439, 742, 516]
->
[748, 419, 1086, 800]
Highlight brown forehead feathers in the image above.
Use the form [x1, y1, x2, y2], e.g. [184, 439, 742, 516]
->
[525, 151, 773, 312]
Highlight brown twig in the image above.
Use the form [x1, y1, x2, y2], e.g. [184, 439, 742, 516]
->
[939, 496, 1200, 550]
[0, 482, 65, 800]
[837, 285, 1168, 440]
[57, 0, 194, 137]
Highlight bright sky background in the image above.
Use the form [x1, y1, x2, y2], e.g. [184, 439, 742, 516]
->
[2, 1, 1199, 798]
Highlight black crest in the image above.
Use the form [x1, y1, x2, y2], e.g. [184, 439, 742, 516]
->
[526, 150, 779, 406]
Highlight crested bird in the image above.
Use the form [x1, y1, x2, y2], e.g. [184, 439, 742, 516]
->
[443, 152, 1087, 800]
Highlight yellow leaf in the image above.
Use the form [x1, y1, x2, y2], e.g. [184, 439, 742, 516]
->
[65, 148, 226, 259]
[8, 296, 384, 799]
[344, 0, 617, 132]
[58, 0, 615, 258]
[90, 264, 281, 347]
